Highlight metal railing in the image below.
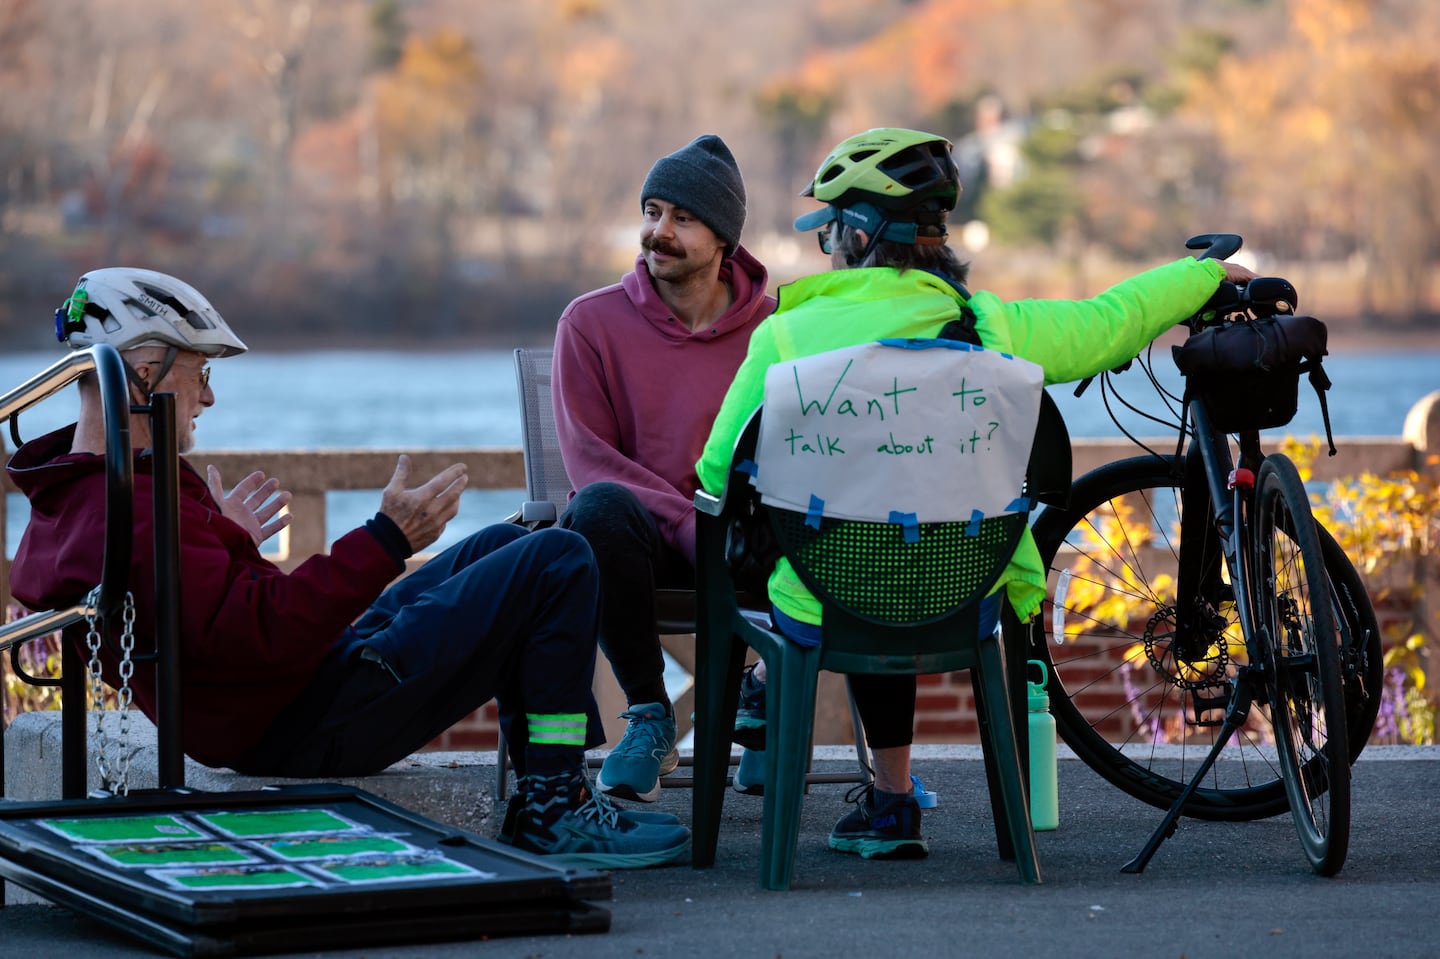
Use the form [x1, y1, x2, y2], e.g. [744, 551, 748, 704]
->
[1, 345, 133, 797]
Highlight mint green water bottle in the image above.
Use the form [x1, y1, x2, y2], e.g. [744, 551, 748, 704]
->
[1027, 660, 1059, 831]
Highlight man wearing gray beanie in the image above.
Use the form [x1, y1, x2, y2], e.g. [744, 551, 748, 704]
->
[639, 134, 749, 254]
[550, 135, 776, 803]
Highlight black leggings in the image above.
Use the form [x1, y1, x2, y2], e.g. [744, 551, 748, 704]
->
[841, 595, 999, 750]
[849, 675, 917, 750]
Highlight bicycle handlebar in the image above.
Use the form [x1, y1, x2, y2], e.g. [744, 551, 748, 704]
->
[1191, 274, 1299, 329]
[1186, 232, 1243, 262]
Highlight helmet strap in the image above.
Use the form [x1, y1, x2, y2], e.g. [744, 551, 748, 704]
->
[851, 223, 887, 266]
[837, 206, 947, 266]
[120, 346, 179, 402]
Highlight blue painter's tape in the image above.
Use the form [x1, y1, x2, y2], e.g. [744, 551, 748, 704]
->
[876, 337, 973, 353]
[736, 459, 758, 477]
[964, 508, 985, 537]
[889, 510, 920, 543]
[1005, 496, 1033, 514]
[806, 494, 825, 530]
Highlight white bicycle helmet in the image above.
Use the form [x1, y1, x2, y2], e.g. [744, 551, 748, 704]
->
[55, 267, 247, 357]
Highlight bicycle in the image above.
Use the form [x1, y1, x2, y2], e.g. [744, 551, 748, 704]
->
[1021, 233, 1381, 876]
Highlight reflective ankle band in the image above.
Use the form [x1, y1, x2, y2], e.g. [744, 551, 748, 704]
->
[527, 713, 588, 746]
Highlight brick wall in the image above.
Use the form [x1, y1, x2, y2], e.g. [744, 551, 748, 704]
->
[425, 701, 503, 751]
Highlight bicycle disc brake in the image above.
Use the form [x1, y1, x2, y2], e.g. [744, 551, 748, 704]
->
[1145, 600, 1232, 726]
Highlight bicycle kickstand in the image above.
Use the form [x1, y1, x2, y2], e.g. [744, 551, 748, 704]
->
[1121, 674, 1258, 874]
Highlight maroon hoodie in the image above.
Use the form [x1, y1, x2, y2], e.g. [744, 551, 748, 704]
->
[551, 246, 776, 563]
[7, 426, 401, 767]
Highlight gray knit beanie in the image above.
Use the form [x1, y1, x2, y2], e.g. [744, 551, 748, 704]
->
[640, 134, 747, 250]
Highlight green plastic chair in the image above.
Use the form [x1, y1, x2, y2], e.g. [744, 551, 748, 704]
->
[691, 411, 1045, 890]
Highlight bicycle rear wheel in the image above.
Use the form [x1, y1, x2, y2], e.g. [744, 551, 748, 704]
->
[1254, 455, 1350, 875]
[1317, 523, 1383, 752]
[1027, 454, 1378, 822]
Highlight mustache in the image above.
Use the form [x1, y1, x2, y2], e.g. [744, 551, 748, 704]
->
[642, 236, 685, 258]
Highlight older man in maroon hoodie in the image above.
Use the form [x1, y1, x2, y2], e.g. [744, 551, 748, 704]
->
[8, 267, 691, 870]
[551, 134, 776, 803]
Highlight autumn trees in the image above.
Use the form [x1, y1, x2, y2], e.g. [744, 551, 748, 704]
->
[0, 0, 1434, 342]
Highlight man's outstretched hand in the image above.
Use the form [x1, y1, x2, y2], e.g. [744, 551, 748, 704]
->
[379, 454, 468, 552]
[207, 465, 293, 546]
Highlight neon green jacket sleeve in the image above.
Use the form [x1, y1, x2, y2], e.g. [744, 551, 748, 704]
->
[970, 256, 1226, 385]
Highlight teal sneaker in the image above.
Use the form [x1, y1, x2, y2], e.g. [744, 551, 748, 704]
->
[732, 747, 765, 796]
[732, 664, 766, 750]
[509, 773, 690, 870]
[597, 703, 679, 803]
[827, 783, 929, 860]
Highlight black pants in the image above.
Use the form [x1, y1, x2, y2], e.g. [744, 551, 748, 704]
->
[559, 481, 693, 707]
[238, 524, 604, 777]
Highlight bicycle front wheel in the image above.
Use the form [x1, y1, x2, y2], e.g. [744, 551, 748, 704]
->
[1255, 455, 1350, 875]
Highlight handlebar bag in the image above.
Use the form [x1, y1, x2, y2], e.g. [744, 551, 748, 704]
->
[1172, 313, 1328, 431]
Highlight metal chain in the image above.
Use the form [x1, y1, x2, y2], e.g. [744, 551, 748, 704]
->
[113, 594, 136, 795]
[83, 588, 112, 790]
[83, 589, 136, 796]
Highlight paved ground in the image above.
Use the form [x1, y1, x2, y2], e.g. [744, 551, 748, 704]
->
[2, 749, 1436, 959]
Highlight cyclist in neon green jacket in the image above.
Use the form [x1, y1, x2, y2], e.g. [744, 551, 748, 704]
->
[696, 127, 1255, 860]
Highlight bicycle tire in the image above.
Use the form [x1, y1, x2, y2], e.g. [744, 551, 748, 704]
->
[1254, 455, 1350, 874]
[1026, 454, 1378, 822]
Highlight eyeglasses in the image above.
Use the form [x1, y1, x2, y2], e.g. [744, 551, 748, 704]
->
[817, 226, 833, 255]
[167, 363, 211, 391]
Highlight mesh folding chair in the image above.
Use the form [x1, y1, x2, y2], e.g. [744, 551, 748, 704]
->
[510, 347, 570, 526]
[691, 340, 1059, 890]
[495, 347, 575, 798]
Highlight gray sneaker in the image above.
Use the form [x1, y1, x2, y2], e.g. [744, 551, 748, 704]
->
[596, 702, 679, 803]
[498, 777, 683, 844]
[509, 775, 690, 870]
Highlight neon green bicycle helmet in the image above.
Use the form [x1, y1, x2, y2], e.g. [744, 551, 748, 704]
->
[794, 128, 960, 233]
